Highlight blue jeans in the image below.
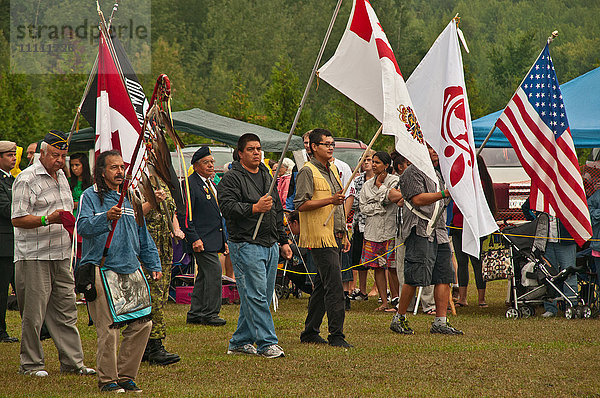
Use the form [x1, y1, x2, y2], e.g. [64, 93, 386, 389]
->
[228, 241, 279, 352]
[544, 242, 577, 314]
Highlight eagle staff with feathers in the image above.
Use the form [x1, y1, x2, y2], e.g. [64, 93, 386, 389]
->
[72, 3, 192, 379]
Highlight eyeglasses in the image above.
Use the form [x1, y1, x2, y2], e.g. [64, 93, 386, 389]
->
[315, 142, 336, 149]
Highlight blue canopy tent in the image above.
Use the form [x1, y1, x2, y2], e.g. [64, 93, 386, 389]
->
[473, 66, 600, 148]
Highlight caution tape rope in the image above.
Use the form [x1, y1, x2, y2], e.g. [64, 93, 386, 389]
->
[278, 242, 405, 275]
[447, 225, 596, 242]
[279, 223, 598, 276]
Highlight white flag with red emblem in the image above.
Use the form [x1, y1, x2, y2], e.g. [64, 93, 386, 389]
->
[407, 19, 497, 257]
[96, 30, 143, 175]
[317, 0, 436, 185]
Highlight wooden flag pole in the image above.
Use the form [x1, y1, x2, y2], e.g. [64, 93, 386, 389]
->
[66, 55, 98, 147]
[322, 125, 383, 226]
[448, 286, 457, 316]
[475, 126, 496, 156]
[252, 0, 345, 240]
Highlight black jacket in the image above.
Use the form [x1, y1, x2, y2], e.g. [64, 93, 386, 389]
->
[0, 172, 15, 257]
[217, 161, 287, 248]
[178, 172, 226, 253]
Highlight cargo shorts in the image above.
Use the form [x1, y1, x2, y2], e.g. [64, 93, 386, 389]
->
[403, 228, 454, 287]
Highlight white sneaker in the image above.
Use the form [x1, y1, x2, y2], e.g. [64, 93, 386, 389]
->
[227, 344, 258, 355]
[75, 366, 97, 375]
[22, 369, 49, 377]
[541, 311, 556, 318]
[61, 366, 96, 375]
[258, 344, 285, 358]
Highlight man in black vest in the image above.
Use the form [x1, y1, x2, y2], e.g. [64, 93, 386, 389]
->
[180, 147, 227, 326]
[0, 141, 18, 343]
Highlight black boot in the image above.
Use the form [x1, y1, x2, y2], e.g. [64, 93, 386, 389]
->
[143, 339, 181, 366]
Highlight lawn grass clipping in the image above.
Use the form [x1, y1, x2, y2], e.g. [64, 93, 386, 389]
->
[1, 277, 600, 397]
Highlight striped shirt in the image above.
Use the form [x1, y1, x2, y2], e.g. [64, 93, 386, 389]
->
[12, 160, 73, 260]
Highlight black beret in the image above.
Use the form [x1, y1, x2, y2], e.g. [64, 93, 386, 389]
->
[43, 130, 68, 150]
[191, 146, 211, 164]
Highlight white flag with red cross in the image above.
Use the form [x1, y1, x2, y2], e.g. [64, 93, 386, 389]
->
[317, 0, 437, 185]
[407, 19, 497, 257]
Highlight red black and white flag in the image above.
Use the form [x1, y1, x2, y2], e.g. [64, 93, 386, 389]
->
[91, 29, 144, 174]
[81, 33, 148, 134]
[81, 32, 148, 173]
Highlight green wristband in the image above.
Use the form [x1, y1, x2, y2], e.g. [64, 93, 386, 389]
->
[41, 215, 47, 226]
[441, 190, 446, 199]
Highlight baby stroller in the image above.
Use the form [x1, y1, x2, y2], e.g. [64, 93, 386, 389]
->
[490, 213, 598, 319]
[275, 213, 315, 299]
[275, 230, 316, 299]
[275, 254, 314, 299]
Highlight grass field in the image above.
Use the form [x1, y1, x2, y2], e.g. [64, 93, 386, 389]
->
[1, 277, 599, 397]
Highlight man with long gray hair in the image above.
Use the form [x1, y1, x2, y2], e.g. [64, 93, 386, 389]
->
[78, 150, 162, 393]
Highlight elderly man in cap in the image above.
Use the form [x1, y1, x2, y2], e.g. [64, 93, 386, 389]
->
[179, 146, 227, 326]
[0, 141, 19, 343]
[11, 130, 94, 377]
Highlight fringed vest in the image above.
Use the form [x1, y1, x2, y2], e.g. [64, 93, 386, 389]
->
[299, 161, 342, 249]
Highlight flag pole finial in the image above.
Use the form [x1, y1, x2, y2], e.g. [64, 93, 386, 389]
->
[548, 30, 559, 44]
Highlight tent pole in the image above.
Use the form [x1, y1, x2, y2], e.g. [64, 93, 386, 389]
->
[475, 126, 496, 156]
[252, 0, 345, 240]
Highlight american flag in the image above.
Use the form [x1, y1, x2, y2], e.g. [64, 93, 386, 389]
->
[495, 44, 591, 246]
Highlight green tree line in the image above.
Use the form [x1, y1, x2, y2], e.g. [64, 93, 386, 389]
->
[1, 0, 599, 154]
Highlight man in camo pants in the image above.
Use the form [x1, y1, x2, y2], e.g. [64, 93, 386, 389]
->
[142, 180, 184, 365]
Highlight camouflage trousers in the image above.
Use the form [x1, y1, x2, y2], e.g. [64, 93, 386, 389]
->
[143, 240, 173, 340]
